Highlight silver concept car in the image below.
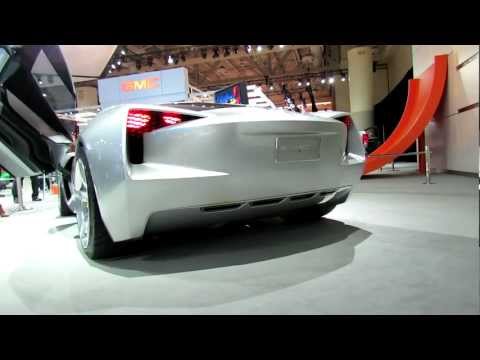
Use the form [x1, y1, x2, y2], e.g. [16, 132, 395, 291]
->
[0, 45, 365, 259]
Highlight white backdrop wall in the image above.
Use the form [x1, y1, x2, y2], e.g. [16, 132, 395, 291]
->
[386, 45, 413, 90]
[412, 45, 479, 174]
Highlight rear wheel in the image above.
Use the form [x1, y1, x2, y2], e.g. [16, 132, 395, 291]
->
[75, 147, 115, 259]
[59, 173, 74, 216]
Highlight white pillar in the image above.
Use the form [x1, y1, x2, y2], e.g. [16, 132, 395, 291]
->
[76, 86, 99, 108]
[347, 46, 374, 130]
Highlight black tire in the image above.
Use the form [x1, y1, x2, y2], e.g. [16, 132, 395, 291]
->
[76, 147, 115, 259]
[59, 173, 74, 216]
[283, 202, 337, 222]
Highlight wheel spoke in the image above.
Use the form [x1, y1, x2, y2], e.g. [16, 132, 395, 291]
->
[75, 159, 90, 249]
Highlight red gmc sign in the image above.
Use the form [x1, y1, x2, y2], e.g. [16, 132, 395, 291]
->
[121, 77, 160, 92]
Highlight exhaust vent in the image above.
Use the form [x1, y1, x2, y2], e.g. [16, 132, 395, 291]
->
[202, 203, 243, 212]
[289, 193, 316, 201]
[250, 197, 284, 207]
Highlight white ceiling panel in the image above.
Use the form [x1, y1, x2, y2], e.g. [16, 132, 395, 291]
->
[60, 45, 117, 81]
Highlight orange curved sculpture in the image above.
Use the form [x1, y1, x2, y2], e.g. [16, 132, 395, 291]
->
[363, 54, 448, 174]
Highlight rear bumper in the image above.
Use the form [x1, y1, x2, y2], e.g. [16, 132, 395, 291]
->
[144, 185, 353, 235]
[97, 155, 363, 242]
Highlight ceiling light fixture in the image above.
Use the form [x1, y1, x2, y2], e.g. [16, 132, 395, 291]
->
[328, 77, 335, 84]
[120, 49, 126, 56]
[167, 55, 174, 64]
[111, 64, 116, 69]
[257, 45, 263, 52]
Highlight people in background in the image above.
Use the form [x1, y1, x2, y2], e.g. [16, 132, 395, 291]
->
[12, 176, 42, 202]
[0, 203, 8, 217]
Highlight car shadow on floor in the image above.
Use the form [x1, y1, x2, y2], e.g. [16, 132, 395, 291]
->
[91, 216, 371, 278]
[8, 216, 372, 313]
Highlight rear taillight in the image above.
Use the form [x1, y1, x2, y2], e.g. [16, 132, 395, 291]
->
[340, 115, 353, 129]
[126, 108, 201, 164]
[127, 109, 155, 135]
[161, 113, 182, 126]
[362, 133, 369, 146]
[126, 109, 200, 136]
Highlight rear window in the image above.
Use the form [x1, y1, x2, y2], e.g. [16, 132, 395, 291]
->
[31, 49, 76, 112]
[164, 102, 246, 112]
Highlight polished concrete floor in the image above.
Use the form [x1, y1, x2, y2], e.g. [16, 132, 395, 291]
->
[0, 172, 478, 314]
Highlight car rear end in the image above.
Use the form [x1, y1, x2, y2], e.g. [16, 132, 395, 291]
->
[81, 104, 365, 242]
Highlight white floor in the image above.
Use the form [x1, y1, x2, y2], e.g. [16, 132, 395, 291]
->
[0, 172, 478, 315]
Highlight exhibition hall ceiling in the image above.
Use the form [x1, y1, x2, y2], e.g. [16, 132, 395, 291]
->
[73, 45, 388, 106]
[60, 45, 117, 83]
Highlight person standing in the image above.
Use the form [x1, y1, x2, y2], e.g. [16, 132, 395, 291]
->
[12, 176, 42, 203]
[0, 203, 8, 217]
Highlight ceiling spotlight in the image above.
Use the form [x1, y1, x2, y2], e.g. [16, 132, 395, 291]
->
[279, 45, 285, 48]
[97, 108, 101, 112]
[321, 78, 326, 84]
[111, 64, 116, 69]
[120, 49, 126, 56]
[108, 69, 112, 74]
[269, 85, 274, 90]
[245, 45, 252, 53]
[298, 81, 302, 87]
[306, 81, 310, 86]
[42, 93, 47, 97]
[38, 80, 43, 85]
[167, 55, 174, 64]
[117, 60, 122, 66]
[341, 73, 346, 82]
[328, 77, 335, 84]
[256, 45, 263, 52]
